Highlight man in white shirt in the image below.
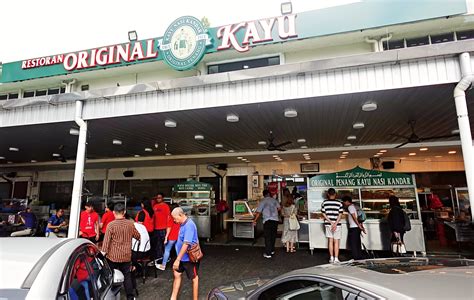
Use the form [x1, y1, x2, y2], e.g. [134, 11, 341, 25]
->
[342, 195, 366, 260]
[132, 211, 151, 260]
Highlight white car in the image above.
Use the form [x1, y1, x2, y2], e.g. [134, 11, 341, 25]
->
[0, 237, 123, 300]
[208, 257, 474, 299]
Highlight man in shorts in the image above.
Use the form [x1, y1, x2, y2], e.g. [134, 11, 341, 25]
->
[171, 207, 199, 300]
[321, 188, 343, 263]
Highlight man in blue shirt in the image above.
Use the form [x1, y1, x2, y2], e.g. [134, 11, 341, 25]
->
[171, 207, 199, 300]
[45, 208, 68, 237]
[11, 207, 37, 237]
[254, 189, 281, 258]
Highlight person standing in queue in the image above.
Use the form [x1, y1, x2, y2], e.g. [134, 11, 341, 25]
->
[321, 188, 343, 263]
[99, 203, 115, 241]
[153, 193, 170, 267]
[342, 195, 366, 260]
[79, 202, 99, 243]
[170, 207, 200, 300]
[157, 203, 180, 270]
[253, 189, 281, 259]
[102, 203, 141, 300]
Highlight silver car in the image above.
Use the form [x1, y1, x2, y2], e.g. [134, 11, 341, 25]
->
[0, 237, 123, 300]
[208, 257, 474, 299]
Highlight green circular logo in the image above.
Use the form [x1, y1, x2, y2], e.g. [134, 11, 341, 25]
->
[162, 16, 208, 71]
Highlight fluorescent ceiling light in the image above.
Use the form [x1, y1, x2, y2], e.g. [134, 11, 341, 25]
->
[373, 155, 380, 157]
[347, 135, 357, 140]
[112, 139, 122, 145]
[228, 150, 235, 153]
[340, 156, 346, 159]
[353, 122, 365, 129]
[164, 120, 177, 128]
[69, 128, 80, 136]
[7, 161, 12, 164]
[0, 156, 5, 159]
[342, 151, 349, 154]
[300, 145, 308, 149]
[31, 160, 37, 163]
[302, 153, 309, 156]
[52, 153, 60, 157]
[435, 155, 443, 158]
[419, 148, 428, 151]
[165, 153, 172, 156]
[226, 114, 239, 122]
[145, 148, 153, 152]
[377, 152, 383, 155]
[448, 150, 456, 154]
[305, 157, 311, 160]
[194, 134, 204, 140]
[362, 102, 377, 112]
[215, 144, 224, 148]
[409, 153, 417, 156]
[344, 143, 351, 147]
[272, 155, 279, 158]
[134, 154, 140, 158]
[297, 139, 306, 143]
[451, 129, 460, 134]
[258, 141, 267, 145]
[379, 150, 387, 153]
[284, 108, 298, 118]
[242, 65, 249, 69]
[237, 157, 243, 159]
[9, 147, 19, 152]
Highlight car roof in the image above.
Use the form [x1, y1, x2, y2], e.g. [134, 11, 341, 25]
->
[0, 238, 73, 289]
[281, 257, 474, 299]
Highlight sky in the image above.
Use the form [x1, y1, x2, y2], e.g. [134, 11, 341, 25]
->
[0, 0, 360, 63]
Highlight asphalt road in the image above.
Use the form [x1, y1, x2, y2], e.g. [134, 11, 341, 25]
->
[127, 244, 342, 300]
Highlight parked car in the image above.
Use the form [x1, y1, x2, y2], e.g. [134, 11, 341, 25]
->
[0, 237, 123, 299]
[208, 257, 474, 299]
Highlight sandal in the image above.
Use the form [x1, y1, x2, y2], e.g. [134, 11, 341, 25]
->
[290, 247, 296, 253]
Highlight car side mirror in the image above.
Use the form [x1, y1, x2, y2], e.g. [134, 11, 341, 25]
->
[113, 269, 124, 285]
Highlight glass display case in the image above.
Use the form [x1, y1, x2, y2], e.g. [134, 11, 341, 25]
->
[361, 188, 418, 220]
[307, 188, 359, 220]
[455, 188, 471, 222]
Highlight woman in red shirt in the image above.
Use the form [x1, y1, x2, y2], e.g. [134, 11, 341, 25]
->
[157, 204, 180, 271]
[135, 199, 154, 233]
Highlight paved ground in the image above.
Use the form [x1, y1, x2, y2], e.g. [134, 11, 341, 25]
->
[128, 244, 342, 300]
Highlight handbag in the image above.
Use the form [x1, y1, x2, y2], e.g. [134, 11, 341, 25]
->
[391, 233, 407, 255]
[187, 242, 204, 262]
[288, 206, 300, 231]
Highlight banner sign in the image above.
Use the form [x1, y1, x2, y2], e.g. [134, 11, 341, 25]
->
[0, 0, 467, 83]
[309, 167, 413, 188]
[174, 180, 212, 192]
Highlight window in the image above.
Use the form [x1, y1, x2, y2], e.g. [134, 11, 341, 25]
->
[208, 56, 280, 74]
[67, 254, 94, 300]
[406, 36, 429, 47]
[457, 30, 474, 41]
[431, 33, 454, 44]
[23, 91, 35, 98]
[48, 88, 60, 95]
[0, 94, 7, 100]
[8, 93, 18, 99]
[258, 280, 364, 300]
[81, 85, 89, 91]
[36, 90, 47, 96]
[86, 245, 113, 297]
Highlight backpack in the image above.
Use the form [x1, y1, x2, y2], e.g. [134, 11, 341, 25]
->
[354, 204, 366, 223]
[402, 209, 411, 232]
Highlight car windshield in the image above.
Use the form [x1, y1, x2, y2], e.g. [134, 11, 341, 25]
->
[351, 257, 474, 274]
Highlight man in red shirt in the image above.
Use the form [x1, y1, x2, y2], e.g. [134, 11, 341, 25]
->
[79, 202, 99, 243]
[100, 203, 115, 240]
[153, 193, 170, 267]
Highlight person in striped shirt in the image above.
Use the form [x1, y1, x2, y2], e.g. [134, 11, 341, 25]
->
[102, 203, 141, 300]
[321, 188, 343, 264]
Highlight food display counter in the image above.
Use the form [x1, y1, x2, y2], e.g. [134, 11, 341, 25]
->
[224, 199, 263, 242]
[172, 180, 215, 239]
[307, 167, 425, 254]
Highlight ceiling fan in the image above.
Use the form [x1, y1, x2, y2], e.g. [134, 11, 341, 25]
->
[265, 131, 292, 151]
[390, 120, 459, 148]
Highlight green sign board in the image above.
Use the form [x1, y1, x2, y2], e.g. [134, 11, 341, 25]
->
[0, 0, 467, 83]
[174, 180, 212, 192]
[309, 167, 413, 188]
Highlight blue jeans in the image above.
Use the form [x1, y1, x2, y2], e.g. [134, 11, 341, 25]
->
[162, 240, 176, 267]
[155, 229, 167, 260]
